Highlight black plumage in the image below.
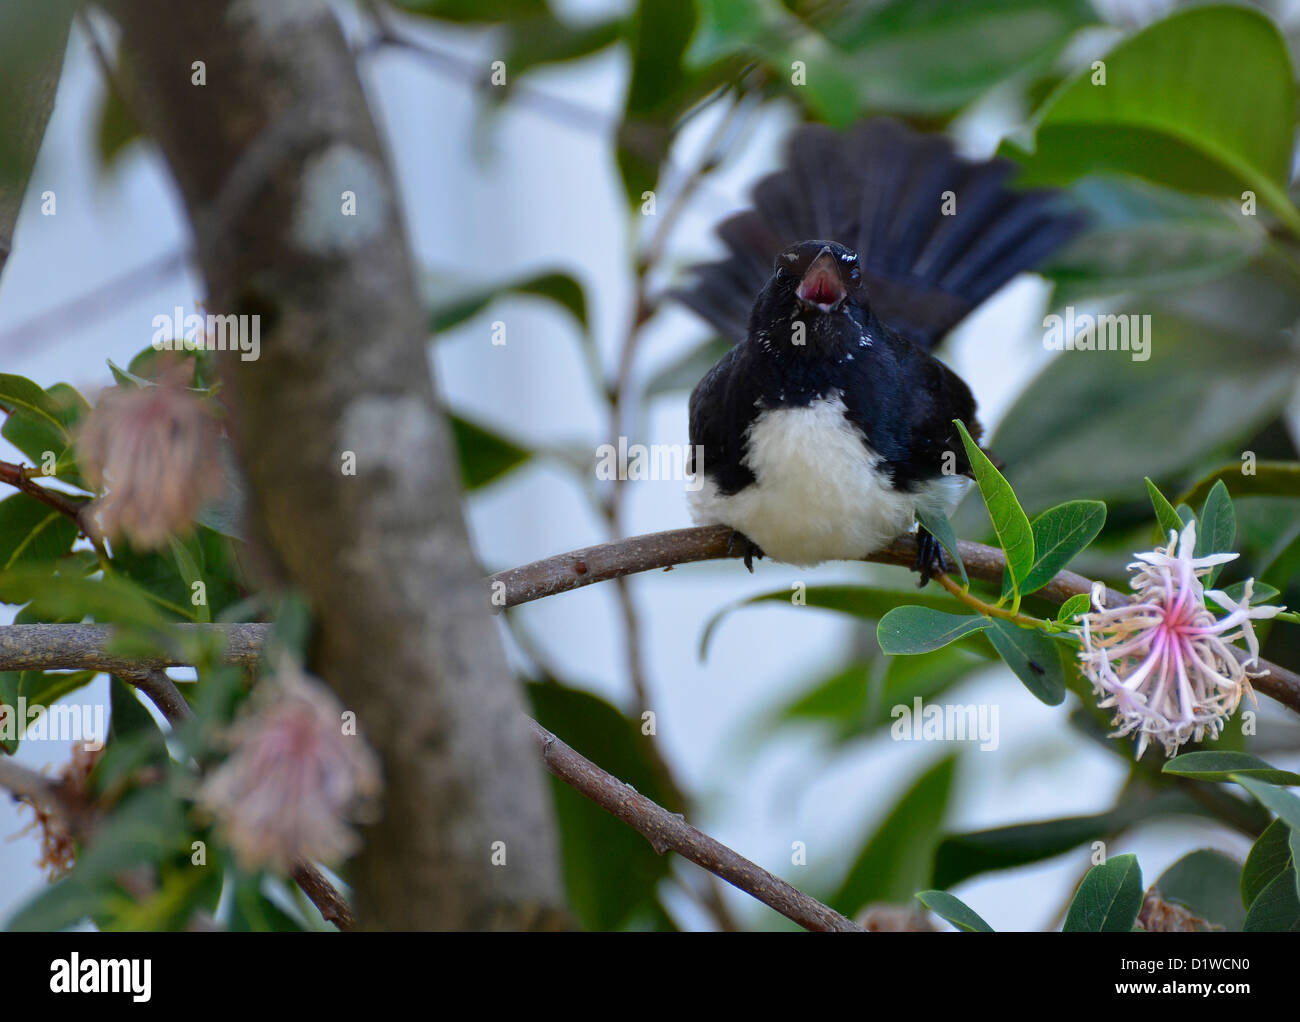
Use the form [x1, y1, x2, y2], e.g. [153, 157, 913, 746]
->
[674, 119, 1086, 574]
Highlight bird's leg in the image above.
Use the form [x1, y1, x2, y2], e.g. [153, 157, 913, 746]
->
[725, 529, 765, 573]
[913, 526, 947, 588]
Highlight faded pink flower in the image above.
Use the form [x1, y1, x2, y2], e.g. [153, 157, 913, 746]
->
[1076, 520, 1283, 759]
[199, 656, 381, 870]
[76, 369, 222, 549]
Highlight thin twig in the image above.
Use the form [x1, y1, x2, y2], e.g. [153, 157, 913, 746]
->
[359, 0, 609, 135]
[120, 668, 192, 726]
[0, 461, 90, 527]
[0, 756, 61, 809]
[288, 862, 354, 931]
[529, 718, 864, 932]
[0, 250, 187, 356]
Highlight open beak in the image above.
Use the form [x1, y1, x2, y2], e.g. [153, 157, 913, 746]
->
[796, 246, 846, 312]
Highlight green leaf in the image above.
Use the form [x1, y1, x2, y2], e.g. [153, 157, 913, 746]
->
[618, 0, 699, 201]
[877, 607, 990, 655]
[984, 619, 1066, 706]
[95, 70, 141, 171]
[429, 270, 588, 336]
[700, 584, 980, 659]
[834, 0, 1095, 115]
[933, 792, 1210, 889]
[687, 0, 777, 66]
[1292, 829, 1300, 904]
[393, 0, 547, 22]
[1195, 479, 1236, 585]
[18, 670, 98, 709]
[1145, 477, 1187, 540]
[0, 493, 78, 573]
[1241, 819, 1294, 910]
[1242, 867, 1300, 931]
[0, 2, 74, 200]
[0, 374, 74, 438]
[1155, 849, 1245, 932]
[93, 675, 171, 793]
[1178, 460, 1300, 508]
[1002, 499, 1105, 598]
[1064, 853, 1143, 932]
[105, 359, 151, 389]
[915, 507, 967, 586]
[496, 16, 622, 85]
[168, 536, 209, 625]
[1012, 5, 1300, 234]
[914, 889, 993, 932]
[1041, 177, 1268, 307]
[228, 872, 308, 932]
[0, 671, 18, 754]
[1057, 592, 1091, 622]
[691, 0, 1096, 117]
[449, 413, 531, 490]
[830, 755, 956, 916]
[1210, 580, 1280, 610]
[528, 682, 677, 931]
[643, 337, 731, 400]
[1232, 774, 1300, 831]
[979, 309, 1300, 516]
[954, 420, 1034, 604]
[771, 646, 985, 744]
[1, 381, 90, 488]
[0, 567, 173, 627]
[1164, 752, 1300, 786]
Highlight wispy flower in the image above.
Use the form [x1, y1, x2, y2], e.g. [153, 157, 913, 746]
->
[199, 656, 381, 870]
[1076, 519, 1283, 758]
[76, 367, 223, 550]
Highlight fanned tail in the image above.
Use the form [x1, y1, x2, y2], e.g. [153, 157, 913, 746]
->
[673, 119, 1087, 350]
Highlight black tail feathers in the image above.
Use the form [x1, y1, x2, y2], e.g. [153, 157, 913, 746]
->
[673, 119, 1087, 350]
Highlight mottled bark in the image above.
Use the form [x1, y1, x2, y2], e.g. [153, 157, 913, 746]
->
[106, 0, 564, 929]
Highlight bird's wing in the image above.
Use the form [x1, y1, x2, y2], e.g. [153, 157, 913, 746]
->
[687, 343, 757, 494]
[672, 119, 1087, 351]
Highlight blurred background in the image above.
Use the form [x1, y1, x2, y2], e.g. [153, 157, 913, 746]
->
[3, 0, 1300, 930]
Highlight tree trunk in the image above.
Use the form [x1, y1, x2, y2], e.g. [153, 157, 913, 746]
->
[107, 0, 565, 929]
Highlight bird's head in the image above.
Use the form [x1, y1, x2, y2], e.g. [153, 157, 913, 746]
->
[748, 241, 863, 344]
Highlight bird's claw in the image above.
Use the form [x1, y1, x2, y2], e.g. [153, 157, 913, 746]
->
[913, 527, 947, 588]
[726, 530, 765, 573]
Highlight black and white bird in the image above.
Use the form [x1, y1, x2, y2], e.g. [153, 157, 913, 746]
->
[674, 119, 1085, 579]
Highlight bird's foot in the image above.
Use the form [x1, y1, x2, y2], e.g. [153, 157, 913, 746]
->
[725, 530, 765, 573]
[913, 526, 947, 588]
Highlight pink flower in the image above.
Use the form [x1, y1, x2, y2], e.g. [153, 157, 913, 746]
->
[76, 369, 223, 550]
[199, 656, 381, 870]
[1076, 519, 1283, 758]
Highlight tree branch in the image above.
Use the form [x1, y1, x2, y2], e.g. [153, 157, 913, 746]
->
[529, 718, 863, 932]
[0, 622, 265, 673]
[485, 524, 1300, 715]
